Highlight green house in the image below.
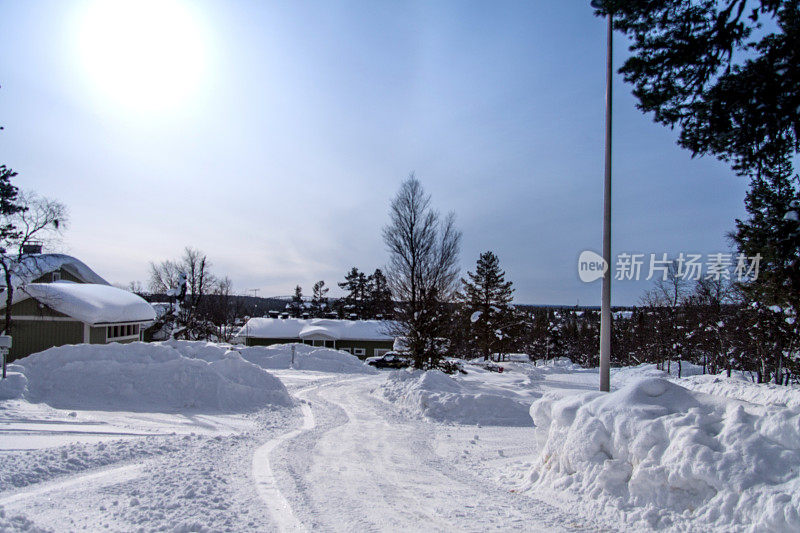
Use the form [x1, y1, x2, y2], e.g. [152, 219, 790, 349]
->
[235, 318, 395, 359]
[0, 254, 156, 361]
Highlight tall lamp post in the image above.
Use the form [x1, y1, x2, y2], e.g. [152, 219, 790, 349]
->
[592, 0, 612, 392]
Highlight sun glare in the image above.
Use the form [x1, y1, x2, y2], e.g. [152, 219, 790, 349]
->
[77, 0, 206, 112]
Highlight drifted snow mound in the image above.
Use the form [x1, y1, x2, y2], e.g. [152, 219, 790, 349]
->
[0, 370, 27, 400]
[681, 373, 800, 409]
[160, 339, 232, 362]
[14, 343, 292, 412]
[380, 369, 532, 426]
[236, 343, 377, 374]
[527, 377, 800, 531]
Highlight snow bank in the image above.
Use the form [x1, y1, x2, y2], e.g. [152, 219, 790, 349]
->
[0, 369, 27, 400]
[236, 343, 377, 374]
[161, 339, 233, 362]
[681, 373, 800, 409]
[527, 377, 800, 531]
[162, 340, 376, 374]
[12, 343, 292, 412]
[380, 369, 532, 426]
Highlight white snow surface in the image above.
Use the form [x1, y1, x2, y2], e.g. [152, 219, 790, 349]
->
[2, 344, 800, 532]
[162, 340, 378, 374]
[238, 343, 378, 374]
[527, 376, 800, 532]
[681, 372, 800, 409]
[379, 368, 533, 426]
[236, 317, 394, 341]
[10, 343, 292, 411]
[15, 283, 155, 325]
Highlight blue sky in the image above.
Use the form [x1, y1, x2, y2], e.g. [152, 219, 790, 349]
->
[0, 0, 748, 305]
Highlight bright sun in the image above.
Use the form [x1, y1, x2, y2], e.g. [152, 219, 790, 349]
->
[77, 0, 206, 111]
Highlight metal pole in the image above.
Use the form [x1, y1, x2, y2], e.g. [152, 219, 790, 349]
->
[599, 12, 613, 392]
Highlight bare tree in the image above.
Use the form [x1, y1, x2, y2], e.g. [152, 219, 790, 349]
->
[640, 261, 692, 375]
[383, 174, 461, 368]
[206, 276, 241, 341]
[148, 260, 182, 294]
[0, 191, 68, 336]
[148, 247, 218, 339]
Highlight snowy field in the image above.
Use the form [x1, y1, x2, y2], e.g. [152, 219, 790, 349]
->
[0, 343, 798, 531]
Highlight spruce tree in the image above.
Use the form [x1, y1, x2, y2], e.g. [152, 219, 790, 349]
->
[311, 280, 329, 317]
[733, 159, 800, 382]
[290, 285, 304, 317]
[366, 268, 393, 319]
[458, 251, 515, 360]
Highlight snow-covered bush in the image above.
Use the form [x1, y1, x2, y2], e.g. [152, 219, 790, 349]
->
[380, 369, 533, 426]
[527, 377, 800, 531]
[12, 343, 292, 412]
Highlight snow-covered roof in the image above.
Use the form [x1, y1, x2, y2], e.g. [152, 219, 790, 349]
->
[4, 254, 110, 287]
[11, 283, 155, 325]
[237, 318, 395, 342]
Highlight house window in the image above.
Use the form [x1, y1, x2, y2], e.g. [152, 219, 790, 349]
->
[353, 348, 366, 357]
[52, 271, 61, 282]
[340, 348, 352, 354]
[375, 349, 390, 357]
[107, 324, 139, 340]
[324, 340, 334, 348]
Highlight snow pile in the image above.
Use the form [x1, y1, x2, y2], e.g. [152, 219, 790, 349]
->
[0, 369, 27, 400]
[161, 339, 233, 362]
[532, 357, 584, 371]
[527, 377, 800, 531]
[380, 369, 533, 426]
[0, 508, 47, 533]
[237, 343, 377, 374]
[12, 343, 292, 412]
[681, 373, 800, 409]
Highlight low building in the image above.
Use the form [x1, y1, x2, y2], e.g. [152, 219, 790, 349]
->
[0, 254, 156, 360]
[236, 318, 395, 358]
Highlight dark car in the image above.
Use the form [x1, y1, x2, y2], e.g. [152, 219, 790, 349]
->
[365, 352, 412, 369]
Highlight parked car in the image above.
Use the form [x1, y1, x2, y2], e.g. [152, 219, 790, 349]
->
[366, 352, 412, 369]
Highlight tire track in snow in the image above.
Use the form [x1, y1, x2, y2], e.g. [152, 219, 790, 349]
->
[251, 386, 319, 532]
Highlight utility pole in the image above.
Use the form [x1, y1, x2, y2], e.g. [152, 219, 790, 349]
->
[592, 0, 613, 392]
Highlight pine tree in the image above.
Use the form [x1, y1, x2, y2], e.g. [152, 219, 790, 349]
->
[311, 280, 329, 317]
[458, 251, 515, 360]
[338, 267, 369, 318]
[366, 268, 392, 319]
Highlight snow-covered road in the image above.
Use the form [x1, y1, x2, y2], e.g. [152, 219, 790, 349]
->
[261, 373, 600, 532]
[0, 371, 606, 532]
